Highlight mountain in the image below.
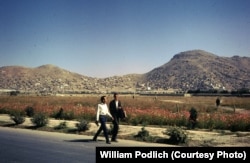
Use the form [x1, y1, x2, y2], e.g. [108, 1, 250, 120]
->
[0, 64, 141, 94]
[142, 50, 250, 91]
[0, 50, 249, 94]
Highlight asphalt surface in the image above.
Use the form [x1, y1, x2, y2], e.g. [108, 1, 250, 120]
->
[0, 114, 175, 163]
[0, 126, 173, 163]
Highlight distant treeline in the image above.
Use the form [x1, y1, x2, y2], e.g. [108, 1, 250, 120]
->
[1, 88, 250, 97]
[186, 88, 250, 97]
[139, 88, 250, 97]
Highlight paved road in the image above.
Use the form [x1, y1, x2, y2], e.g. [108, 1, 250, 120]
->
[0, 127, 170, 163]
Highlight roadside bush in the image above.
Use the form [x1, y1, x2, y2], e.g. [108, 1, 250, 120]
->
[54, 121, 67, 130]
[163, 126, 188, 145]
[134, 126, 151, 141]
[76, 119, 90, 132]
[31, 113, 49, 127]
[9, 110, 25, 125]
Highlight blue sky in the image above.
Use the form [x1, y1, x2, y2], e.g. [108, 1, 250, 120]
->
[0, 0, 250, 78]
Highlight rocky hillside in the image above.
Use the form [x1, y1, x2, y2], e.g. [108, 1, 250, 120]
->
[142, 50, 250, 92]
[0, 50, 249, 94]
[0, 64, 141, 94]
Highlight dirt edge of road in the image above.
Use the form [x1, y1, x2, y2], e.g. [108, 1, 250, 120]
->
[0, 114, 250, 147]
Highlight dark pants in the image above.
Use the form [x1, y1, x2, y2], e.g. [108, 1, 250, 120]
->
[93, 115, 110, 143]
[111, 115, 119, 141]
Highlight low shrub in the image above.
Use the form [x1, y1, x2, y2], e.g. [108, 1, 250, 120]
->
[31, 113, 49, 127]
[54, 121, 67, 130]
[134, 126, 151, 141]
[76, 119, 90, 132]
[163, 126, 188, 145]
[9, 110, 25, 125]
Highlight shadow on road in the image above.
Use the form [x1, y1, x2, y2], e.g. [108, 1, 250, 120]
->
[65, 139, 94, 143]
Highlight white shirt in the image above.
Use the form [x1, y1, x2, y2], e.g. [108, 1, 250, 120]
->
[96, 103, 112, 121]
[115, 101, 119, 108]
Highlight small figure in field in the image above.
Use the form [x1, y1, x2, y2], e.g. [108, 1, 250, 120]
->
[188, 108, 198, 129]
[216, 97, 221, 109]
